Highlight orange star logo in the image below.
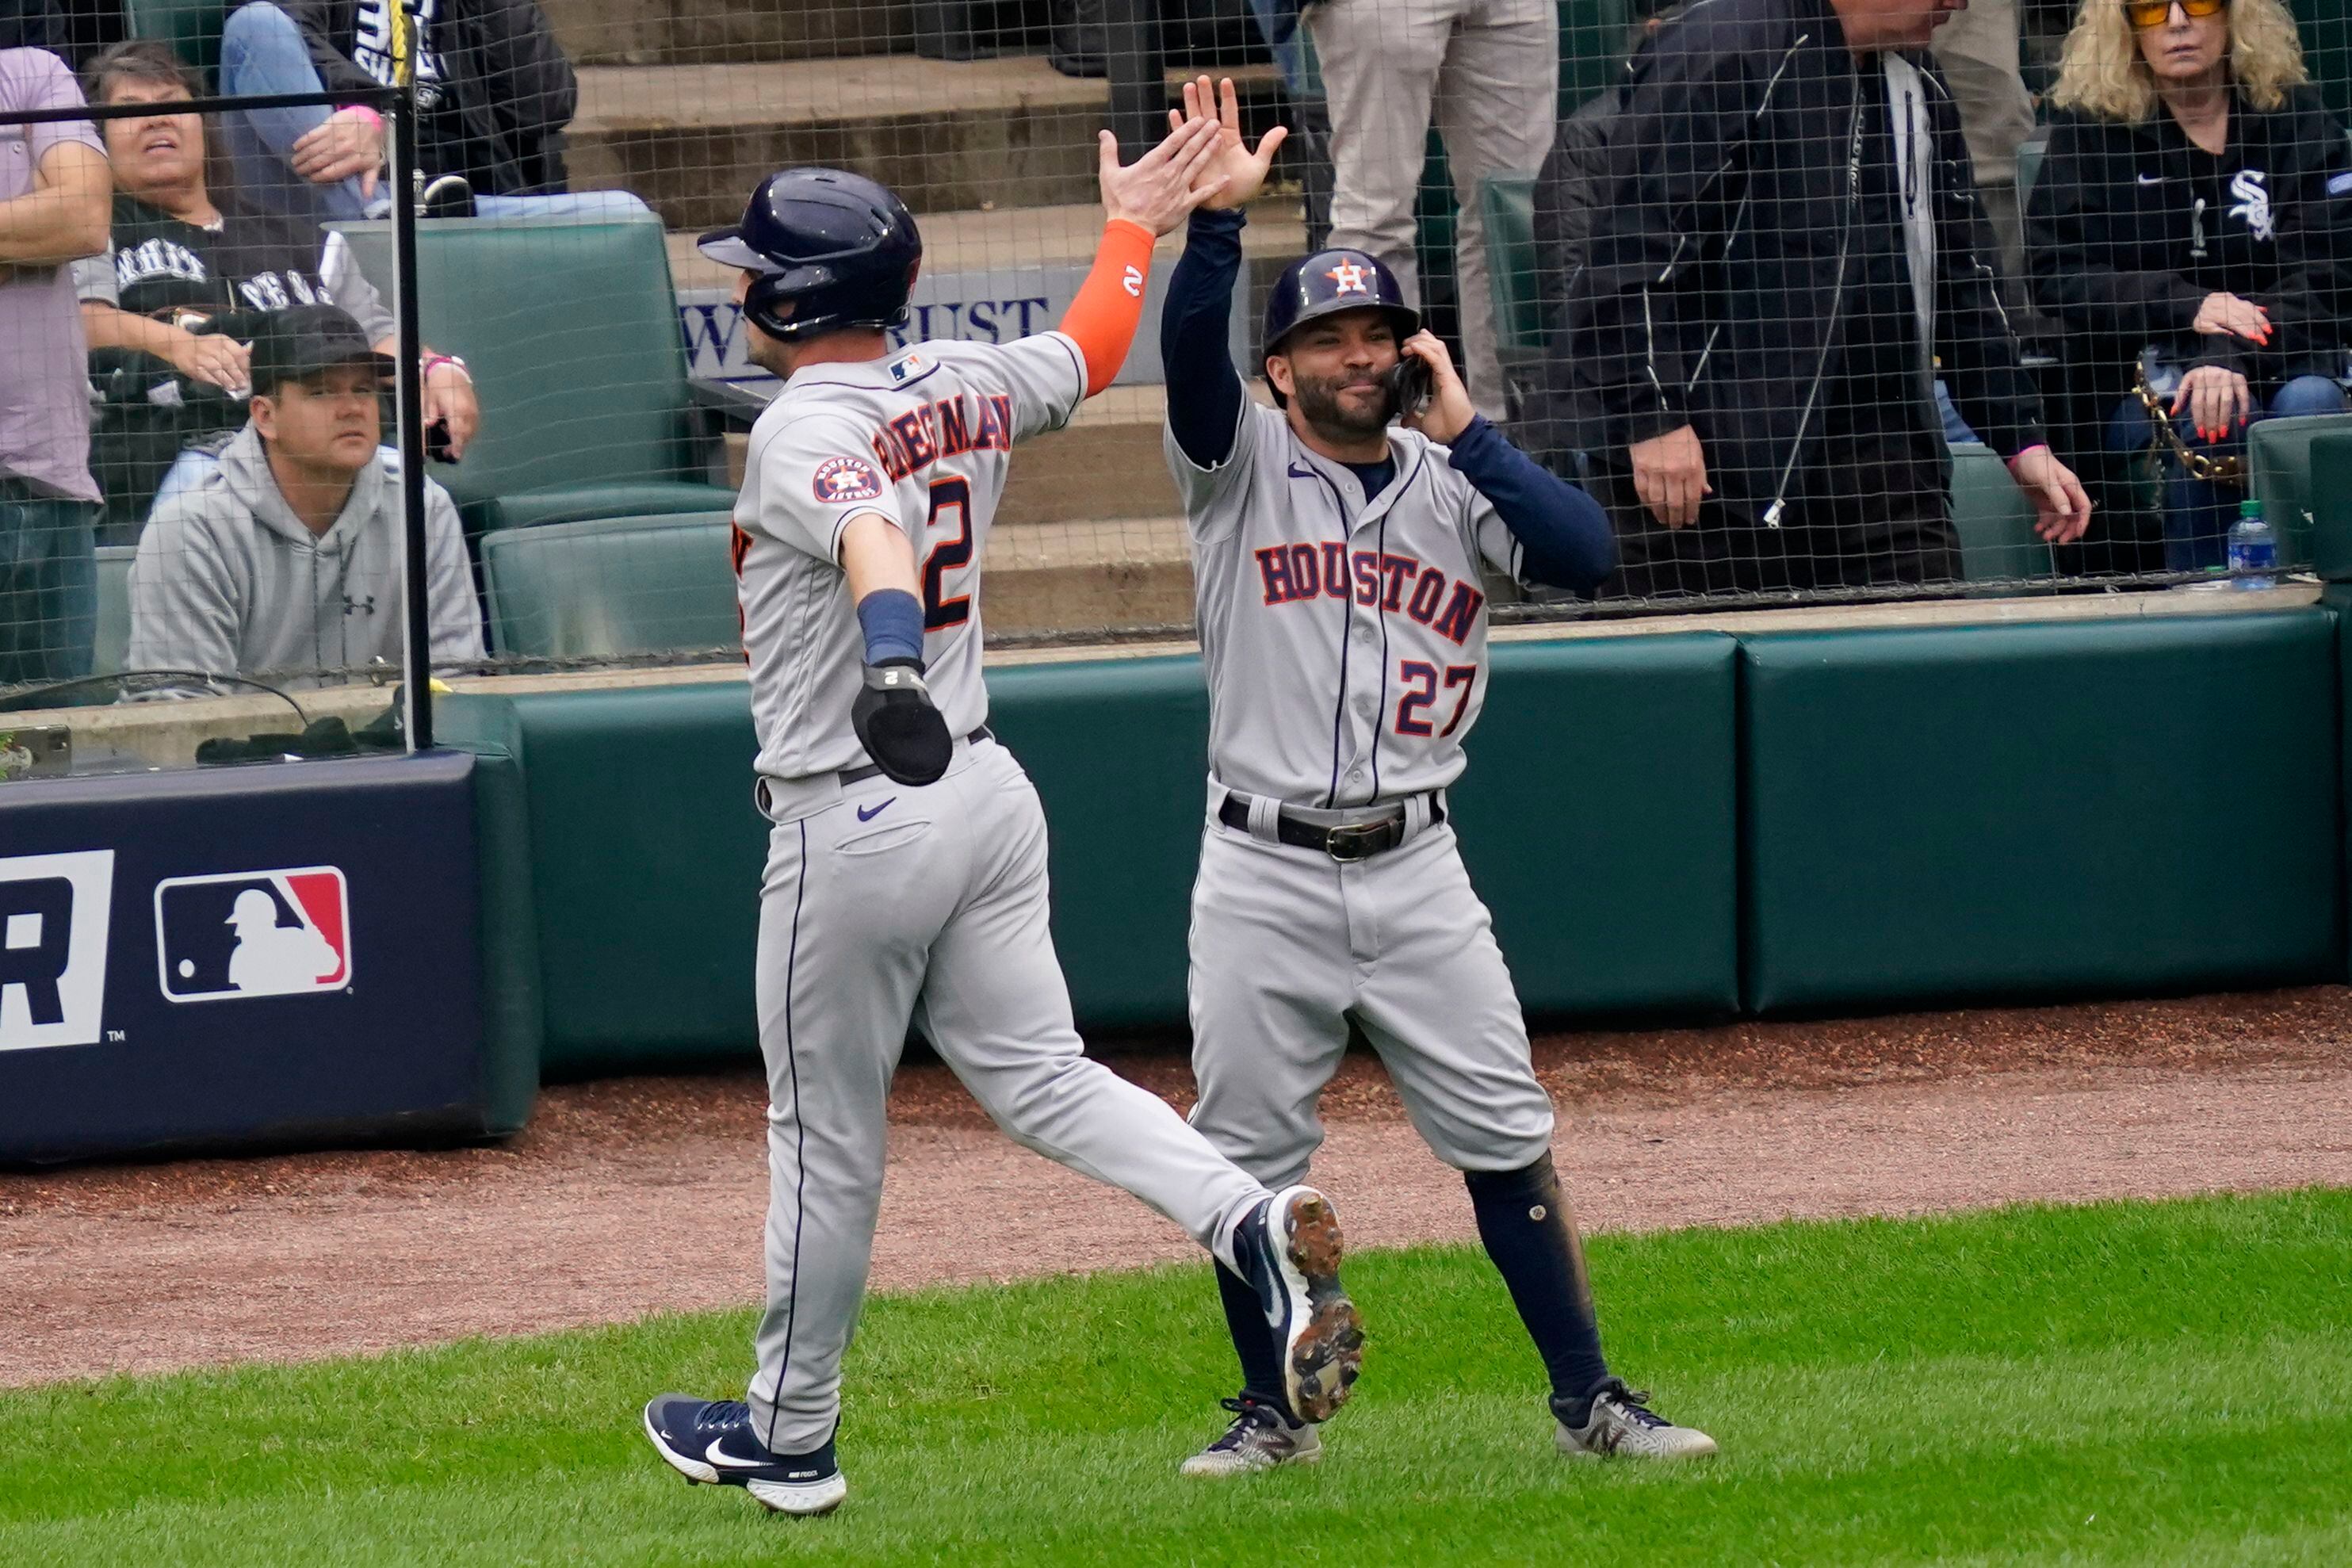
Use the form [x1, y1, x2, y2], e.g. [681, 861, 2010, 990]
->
[1325, 262, 1372, 295]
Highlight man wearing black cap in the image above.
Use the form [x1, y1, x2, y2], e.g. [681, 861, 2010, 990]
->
[125, 303, 482, 684]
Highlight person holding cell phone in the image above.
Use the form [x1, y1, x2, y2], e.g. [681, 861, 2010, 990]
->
[2029, 0, 2352, 572]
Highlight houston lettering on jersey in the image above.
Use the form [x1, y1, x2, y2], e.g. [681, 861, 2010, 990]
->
[1252, 542, 1484, 646]
[869, 392, 1016, 481]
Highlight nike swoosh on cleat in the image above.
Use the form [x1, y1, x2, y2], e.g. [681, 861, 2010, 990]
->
[706, 1440, 774, 1470]
[857, 798, 895, 821]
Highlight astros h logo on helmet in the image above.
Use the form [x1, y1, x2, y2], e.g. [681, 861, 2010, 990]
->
[1325, 262, 1371, 295]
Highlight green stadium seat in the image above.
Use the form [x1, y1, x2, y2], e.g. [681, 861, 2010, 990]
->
[479, 511, 737, 659]
[2247, 411, 2352, 568]
[333, 217, 735, 534]
[93, 545, 136, 679]
[1948, 442, 2054, 583]
[123, 0, 227, 84]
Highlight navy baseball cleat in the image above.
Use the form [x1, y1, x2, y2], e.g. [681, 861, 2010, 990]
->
[1233, 1186, 1363, 1423]
[641, 1395, 848, 1516]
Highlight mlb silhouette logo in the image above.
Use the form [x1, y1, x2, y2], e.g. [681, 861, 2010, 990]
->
[155, 866, 350, 1003]
[0, 849, 115, 1052]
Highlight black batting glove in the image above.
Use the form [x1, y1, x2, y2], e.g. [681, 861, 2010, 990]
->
[850, 658, 952, 786]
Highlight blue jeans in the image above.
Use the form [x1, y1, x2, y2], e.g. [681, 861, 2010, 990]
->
[2105, 373, 2349, 571]
[0, 478, 99, 687]
[218, 2, 653, 224]
[1245, 0, 1322, 98]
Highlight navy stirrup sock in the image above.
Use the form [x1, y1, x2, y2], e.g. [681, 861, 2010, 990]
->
[1214, 1258, 1297, 1422]
[1465, 1153, 1611, 1425]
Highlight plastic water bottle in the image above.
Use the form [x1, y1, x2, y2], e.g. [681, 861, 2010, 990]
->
[2228, 499, 2277, 590]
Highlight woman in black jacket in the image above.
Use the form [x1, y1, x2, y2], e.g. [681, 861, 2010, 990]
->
[2028, 0, 2352, 570]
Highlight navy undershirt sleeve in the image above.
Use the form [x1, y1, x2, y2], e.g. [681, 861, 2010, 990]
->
[1161, 208, 1250, 469]
[1342, 457, 1395, 499]
[1444, 415, 1618, 595]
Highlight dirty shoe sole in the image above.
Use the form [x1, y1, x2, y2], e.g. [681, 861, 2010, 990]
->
[1272, 1186, 1363, 1422]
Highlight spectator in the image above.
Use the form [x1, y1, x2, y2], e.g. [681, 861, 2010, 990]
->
[215, 0, 645, 221]
[0, 0, 65, 55]
[2029, 0, 2350, 572]
[1520, 0, 1681, 471]
[1566, 0, 2092, 597]
[1306, 0, 1555, 419]
[74, 40, 479, 537]
[1929, 0, 2036, 282]
[126, 304, 481, 682]
[1, 44, 108, 686]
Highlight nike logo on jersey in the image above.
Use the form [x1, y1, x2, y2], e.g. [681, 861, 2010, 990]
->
[2136, 172, 2164, 185]
[706, 1440, 773, 1470]
[1255, 542, 1485, 645]
[869, 392, 1015, 483]
[857, 798, 896, 821]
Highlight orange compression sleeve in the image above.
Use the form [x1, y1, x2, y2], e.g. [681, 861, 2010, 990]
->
[1057, 218, 1157, 396]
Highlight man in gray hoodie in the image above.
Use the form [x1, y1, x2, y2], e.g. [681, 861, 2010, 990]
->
[127, 304, 483, 684]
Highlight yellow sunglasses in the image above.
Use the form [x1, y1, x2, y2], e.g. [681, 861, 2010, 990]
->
[2124, 0, 2228, 29]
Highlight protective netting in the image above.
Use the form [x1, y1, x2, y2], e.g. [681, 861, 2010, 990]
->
[3, 0, 2350, 719]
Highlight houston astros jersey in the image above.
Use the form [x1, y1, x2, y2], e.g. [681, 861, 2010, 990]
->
[736, 332, 1087, 780]
[1169, 402, 1524, 807]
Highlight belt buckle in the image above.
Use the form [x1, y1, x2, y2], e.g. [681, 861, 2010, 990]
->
[1323, 820, 1384, 862]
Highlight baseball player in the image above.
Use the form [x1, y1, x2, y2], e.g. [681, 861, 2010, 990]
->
[639, 138, 1367, 1519]
[1159, 78, 1716, 1475]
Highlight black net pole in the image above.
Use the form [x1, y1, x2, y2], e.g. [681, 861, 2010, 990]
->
[387, 94, 434, 752]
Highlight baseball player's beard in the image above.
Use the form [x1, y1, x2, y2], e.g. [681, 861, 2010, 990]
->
[1291, 371, 1398, 445]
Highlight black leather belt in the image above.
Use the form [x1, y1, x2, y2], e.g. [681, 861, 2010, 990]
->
[1217, 791, 1444, 862]
[840, 725, 992, 786]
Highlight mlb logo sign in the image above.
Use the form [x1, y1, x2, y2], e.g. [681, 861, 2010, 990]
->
[155, 866, 351, 1003]
[0, 850, 115, 1052]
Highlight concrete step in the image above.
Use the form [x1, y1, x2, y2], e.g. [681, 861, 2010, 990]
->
[667, 196, 1304, 289]
[569, 56, 1282, 230]
[980, 515, 1196, 636]
[545, 0, 917, 67]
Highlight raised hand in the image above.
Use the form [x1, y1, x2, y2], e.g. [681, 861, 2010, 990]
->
[1166, 75, 1288, 212]
[1096, 117, 1227, 237]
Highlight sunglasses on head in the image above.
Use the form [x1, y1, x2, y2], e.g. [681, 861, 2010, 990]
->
[2124, 0, 2228, 30]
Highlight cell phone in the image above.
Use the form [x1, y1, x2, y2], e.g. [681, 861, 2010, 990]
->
[1385, 355, 1433, 420]
[426, 417, 455, 464]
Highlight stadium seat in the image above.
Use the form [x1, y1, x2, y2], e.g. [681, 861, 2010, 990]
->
[479, 511, 737, 659]
[123, 0, 227, 83]
[92, 545, 136, 679]
[333, 218, 735, 534]
[1948, 442, 2054, 583]
[2247, 411, 2352, 567]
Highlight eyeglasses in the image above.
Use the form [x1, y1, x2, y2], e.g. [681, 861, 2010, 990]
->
[2124, 0, 2228, 31]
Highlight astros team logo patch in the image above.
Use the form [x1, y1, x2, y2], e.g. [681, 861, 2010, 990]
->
[812, 456, 884, 503]
[154, 866, 350, 1002]
[1325, 261, 1372, 295]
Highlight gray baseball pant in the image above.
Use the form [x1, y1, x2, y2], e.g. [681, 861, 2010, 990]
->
[1186, 800, 1556, 1187]
[1307, 0, 1558, 419]
[745, 740, 1270, 1455]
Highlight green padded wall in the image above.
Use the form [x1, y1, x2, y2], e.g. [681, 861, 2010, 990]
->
[440, 635, 1746, 1075]
[1741, 610, 2342, 1014]
[456, 714, 544, 1132]
[1457, 635, 1739, 1017]
[441, 685, 765, 1077]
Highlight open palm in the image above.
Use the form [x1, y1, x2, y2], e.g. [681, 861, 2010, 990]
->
[1168, 75, 1287, 212]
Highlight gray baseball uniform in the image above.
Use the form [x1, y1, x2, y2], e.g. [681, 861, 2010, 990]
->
[737, 334, 1270, 1455]
[1168, 399, 1555, 1187]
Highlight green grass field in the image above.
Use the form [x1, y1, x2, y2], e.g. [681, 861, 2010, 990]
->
[7, 1190, 2351, 1566]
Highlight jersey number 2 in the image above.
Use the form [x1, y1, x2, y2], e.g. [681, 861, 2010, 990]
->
[922, 476, 973, 630]
[1396, 662, 1477, 737]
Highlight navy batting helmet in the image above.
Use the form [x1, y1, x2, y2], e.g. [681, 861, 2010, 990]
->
[699, 168, 923, 342]
[1260, 249, 1419, 362]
